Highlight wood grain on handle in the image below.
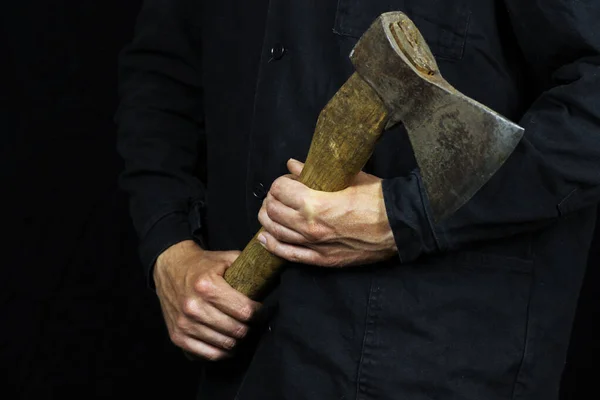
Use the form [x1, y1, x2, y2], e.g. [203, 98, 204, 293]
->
[224, 73, 389, 299]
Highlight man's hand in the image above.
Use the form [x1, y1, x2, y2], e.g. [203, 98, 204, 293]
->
[153, 240, 261, 361]
[258, 159, 398, 268]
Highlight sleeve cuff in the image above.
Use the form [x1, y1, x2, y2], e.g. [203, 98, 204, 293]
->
[381, 171, 443, 263]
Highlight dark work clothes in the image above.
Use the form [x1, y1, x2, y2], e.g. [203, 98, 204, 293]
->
[116, 0, 600, 398]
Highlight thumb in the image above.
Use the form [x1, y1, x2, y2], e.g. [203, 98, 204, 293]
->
[287, 158, 305, 176]
[223, 250, 242, 266]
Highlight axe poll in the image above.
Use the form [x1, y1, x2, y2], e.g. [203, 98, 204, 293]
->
[223, 12, 524, 299]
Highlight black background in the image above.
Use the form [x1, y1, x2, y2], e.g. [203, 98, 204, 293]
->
[2, 1, 598, 398]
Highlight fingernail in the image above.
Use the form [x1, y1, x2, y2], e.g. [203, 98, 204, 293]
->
[257, 234, 267, 246]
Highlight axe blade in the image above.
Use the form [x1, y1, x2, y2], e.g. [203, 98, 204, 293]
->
[407, 92, 525, 222]
[350, 11, 525, 222]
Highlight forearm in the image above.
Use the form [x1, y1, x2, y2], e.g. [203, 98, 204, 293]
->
[116, 0, 207, 279]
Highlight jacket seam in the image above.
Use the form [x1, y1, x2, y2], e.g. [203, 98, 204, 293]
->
[510, 257, 537, 399]
[355, 277, 375, 400]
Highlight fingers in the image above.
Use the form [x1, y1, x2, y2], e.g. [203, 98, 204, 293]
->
[161, 297, 235, 361]
[179, 314, 241, 351]
[269, 175, 311, 210]
[286, 158, 304, 176]
[173, 316, 238, 355]
[264, 192, 299, 225]
[258, 231, 335, 266]
[261, 191, 333, 245]
[169, 272, 259, 361]
[173, 333, 231, 361]
[182, 297, 250, 339]
[259, 195, 308, 244]
[193, 274, 261, 323]
[156, 248, 262, 363]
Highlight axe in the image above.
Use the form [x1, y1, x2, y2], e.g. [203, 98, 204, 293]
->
[223, 12, 524, 299]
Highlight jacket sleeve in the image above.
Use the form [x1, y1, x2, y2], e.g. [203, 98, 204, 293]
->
[382, 1, 600, 262]
[115, 0, 206, 283]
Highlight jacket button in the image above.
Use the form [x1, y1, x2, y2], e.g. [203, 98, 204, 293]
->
[270, 43, 286, 61]
[253, 183, 267, 200]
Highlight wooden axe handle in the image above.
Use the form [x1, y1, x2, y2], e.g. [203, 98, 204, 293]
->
[224, 73, 389, 299]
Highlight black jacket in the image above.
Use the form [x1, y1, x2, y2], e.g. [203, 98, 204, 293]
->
[117, 0, 600, 398]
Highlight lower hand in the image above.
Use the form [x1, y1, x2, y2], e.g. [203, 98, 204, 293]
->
[257, 159, 397, 268]
[153, 240, 261, 361]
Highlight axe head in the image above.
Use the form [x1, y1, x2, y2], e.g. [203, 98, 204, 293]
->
[350, 12, 525, 222]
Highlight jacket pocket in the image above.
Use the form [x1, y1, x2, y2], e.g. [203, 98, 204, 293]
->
[333, 0, 471, 61]
[368, 251, 534, 396]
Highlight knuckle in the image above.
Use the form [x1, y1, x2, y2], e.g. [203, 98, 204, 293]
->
[271, 225, 285, 241]
[269, 180, 281, 196]
[323, 254, 343, 268]
[233, 324, 248, 339]
[266, 201, 278, 219]
[288, 250, 302, 264]
[175, 315, 189, 332]
[170, 331, 184, 347]
[238, 304, 255, 322]
[194, 278, 216, 298]
[181, 299, 197, 317]
[222, 337, 237, 350]
[258, 208, 267, 223]
[304, 223, 323, 242]
[297, 194, 308, 210]
[323, 257, 338, 268]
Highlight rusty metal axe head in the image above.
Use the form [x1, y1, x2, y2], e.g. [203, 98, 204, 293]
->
[350, 12, 525, 222]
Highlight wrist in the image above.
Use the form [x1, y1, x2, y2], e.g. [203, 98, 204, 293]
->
[155, 240, 202, 276]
